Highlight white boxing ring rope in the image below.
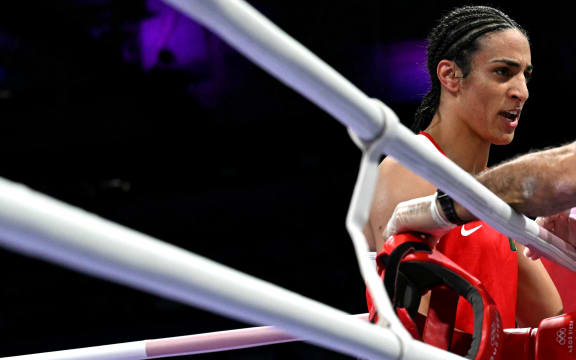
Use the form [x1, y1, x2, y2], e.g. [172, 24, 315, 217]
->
[160, 0, 576, 271]
[0, 1, 575, 360]
[2, 314, 369, 360]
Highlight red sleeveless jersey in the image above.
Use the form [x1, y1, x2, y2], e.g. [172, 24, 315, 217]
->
[420, 132, 518, 333]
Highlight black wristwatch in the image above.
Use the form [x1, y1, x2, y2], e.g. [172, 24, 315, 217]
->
[436, 189, 466, 225]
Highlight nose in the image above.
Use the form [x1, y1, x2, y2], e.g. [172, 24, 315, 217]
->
[508, 75, 529, 103]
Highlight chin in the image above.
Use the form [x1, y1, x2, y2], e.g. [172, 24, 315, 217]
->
[492, 133, 515, 146]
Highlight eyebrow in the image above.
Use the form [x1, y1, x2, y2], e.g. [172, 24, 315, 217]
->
[490, 58, 533, 72]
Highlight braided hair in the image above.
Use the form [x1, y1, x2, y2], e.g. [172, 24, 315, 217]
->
[412, 6, 528, 132]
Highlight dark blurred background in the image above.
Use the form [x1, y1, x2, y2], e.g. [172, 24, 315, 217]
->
[0, 1, 571, 358]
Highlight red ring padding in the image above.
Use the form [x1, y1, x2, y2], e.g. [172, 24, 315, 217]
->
[368, 233, 504, 360]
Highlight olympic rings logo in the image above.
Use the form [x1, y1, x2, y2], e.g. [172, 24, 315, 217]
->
[557, 328, 567, 345]
[490, 319, 501, 347]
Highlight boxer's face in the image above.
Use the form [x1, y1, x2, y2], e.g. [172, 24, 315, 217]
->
[455, 29, 532, 145]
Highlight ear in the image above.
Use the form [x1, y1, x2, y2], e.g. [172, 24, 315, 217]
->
[436, 60, 462, 93]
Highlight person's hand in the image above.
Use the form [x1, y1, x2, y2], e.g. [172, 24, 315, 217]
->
[525, 209, 576, 260]
[383, 194, 455, 245]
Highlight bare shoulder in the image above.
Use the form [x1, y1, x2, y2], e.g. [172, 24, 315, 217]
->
[378, 156, 434, 188]
[376, 156, 437, 206]
[369, 156, 437, 249]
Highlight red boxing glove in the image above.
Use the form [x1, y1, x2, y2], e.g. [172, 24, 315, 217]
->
[368, 233, 576, 360]
[502, 312, 576, 360]
[369, 233, 504, 360]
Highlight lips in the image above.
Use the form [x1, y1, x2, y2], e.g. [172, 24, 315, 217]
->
[499, 108, 521, 130]
[499, 109, 520, 121]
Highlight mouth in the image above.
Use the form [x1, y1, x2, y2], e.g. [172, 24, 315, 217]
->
[499, 109, 520, 122]
[498, 109, 521, 129]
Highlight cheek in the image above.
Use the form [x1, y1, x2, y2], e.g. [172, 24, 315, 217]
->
[465, 85, 500, 117]
[461, 92, 488, 120]
[460, 88, 500, 135]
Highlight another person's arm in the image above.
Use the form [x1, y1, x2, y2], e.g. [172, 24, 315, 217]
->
[384, 141, 576, 240]
[457, 141, 576, 220]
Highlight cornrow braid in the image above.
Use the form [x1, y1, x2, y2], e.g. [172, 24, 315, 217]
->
[412, 6, 528, 132]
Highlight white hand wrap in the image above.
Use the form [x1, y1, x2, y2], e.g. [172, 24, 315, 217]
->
[383, 193, 456, 242]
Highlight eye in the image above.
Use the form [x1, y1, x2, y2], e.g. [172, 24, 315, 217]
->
[494, 67, 512, 77]
[524, 71, 532, 84]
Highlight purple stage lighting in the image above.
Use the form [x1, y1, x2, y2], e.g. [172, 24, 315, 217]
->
[139, 0, 208, 71]
[372, 40, 430, 104]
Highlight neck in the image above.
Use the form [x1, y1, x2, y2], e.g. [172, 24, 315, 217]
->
[425, 111, 491, 175]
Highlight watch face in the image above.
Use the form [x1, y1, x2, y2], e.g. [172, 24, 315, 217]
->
[437, 191, 463, 225]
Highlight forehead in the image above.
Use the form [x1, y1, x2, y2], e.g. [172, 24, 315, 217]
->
[474, 29, 531, 66]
